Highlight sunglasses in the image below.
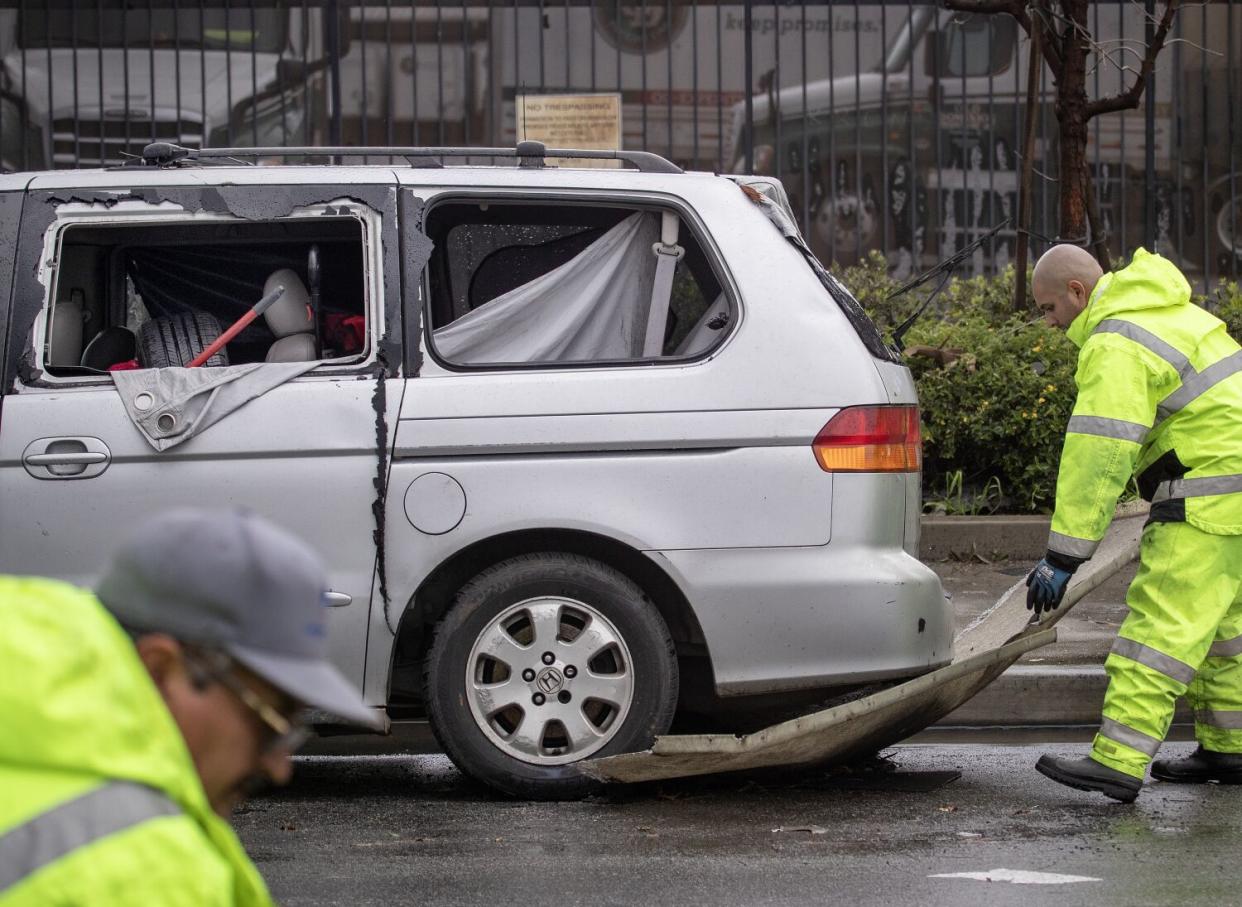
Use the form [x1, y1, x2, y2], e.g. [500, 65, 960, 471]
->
[183, 649, 312, 754]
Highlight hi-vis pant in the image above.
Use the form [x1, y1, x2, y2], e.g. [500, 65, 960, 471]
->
[1092, 522, 1242, 778]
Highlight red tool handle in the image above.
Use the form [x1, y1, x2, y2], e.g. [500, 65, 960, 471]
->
[186, 285, 286, 368]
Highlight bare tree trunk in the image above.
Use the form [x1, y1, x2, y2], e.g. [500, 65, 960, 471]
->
[1055, 0, 1091, 245]
[1013, 9, 1042, 312]
[945, 0, 1179, 277]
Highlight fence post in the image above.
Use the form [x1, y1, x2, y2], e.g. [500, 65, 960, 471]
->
[743, 0, 754, 174]
[1144, 0, 1156, 251]
[1014, 8, 1042, 313]
[327, 0, 343, 147]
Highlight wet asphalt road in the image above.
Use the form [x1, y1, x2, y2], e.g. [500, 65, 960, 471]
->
[234, 742, 1241, 907]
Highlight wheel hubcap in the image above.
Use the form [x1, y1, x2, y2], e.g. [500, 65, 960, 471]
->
[465, 596, 635, 765]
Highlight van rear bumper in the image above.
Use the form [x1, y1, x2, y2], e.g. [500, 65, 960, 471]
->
[652, 544, 953, 697]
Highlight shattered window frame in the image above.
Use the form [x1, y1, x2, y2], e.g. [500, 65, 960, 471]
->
[419, 193, 739, 373]
[31, 200, 384, 385]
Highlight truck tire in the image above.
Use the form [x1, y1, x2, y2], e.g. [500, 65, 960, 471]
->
[424, 552, 678, 800]
[138, 311, 229, 368]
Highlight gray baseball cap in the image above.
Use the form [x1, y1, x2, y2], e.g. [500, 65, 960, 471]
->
[96, 507, 385, 732]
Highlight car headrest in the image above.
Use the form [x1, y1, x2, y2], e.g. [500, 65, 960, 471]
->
[266, 333, 317, 363]
[49, 298, 85, 367]
[262, 268, 314, 338]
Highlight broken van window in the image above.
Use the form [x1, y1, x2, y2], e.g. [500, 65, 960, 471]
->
[424, 201, 728, 367]
[44, 217, 367, 376]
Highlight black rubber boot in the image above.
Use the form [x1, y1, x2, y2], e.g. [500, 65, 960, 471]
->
[1150, 746, 1242, 784]
[1036, 754, 1142, 803]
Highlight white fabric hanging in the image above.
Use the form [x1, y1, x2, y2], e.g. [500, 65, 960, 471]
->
[112, 361, 317, 451]
[434, 212, 660, 364]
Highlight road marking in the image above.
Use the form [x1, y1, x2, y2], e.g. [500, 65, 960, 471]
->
[930, 869, 1101, 885]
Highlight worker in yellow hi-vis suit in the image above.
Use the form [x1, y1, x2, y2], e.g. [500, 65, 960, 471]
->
[1025, 244, 1242, 803]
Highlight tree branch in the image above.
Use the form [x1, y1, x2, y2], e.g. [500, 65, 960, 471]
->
[1029, 2, 1064, 73]
[1085, 0, 1181, 119]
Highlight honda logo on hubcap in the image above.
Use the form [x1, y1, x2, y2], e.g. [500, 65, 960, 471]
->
[535, 667, 564, 695]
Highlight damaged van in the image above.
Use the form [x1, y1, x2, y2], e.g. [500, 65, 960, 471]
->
[0, 142, 951, 798]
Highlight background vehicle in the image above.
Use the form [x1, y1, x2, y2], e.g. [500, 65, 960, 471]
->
[0, 147, 951, 798]
[731, 6, 1242, 277]
[0, 5, 342, 169]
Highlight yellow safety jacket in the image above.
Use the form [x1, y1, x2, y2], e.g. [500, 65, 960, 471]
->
[1048, 248, 1242, 562]
[0, 576, 274, 907]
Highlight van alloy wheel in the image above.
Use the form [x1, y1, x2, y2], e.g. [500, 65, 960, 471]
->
[466, 596, 635, 765]
[424, 552, 678, 799]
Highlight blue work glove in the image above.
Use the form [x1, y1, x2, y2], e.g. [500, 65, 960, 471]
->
[1025, 557, 1073, 616]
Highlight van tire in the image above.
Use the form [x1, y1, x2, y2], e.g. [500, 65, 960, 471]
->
[138, 311, 229, 368]
[424, 553, 678, 800]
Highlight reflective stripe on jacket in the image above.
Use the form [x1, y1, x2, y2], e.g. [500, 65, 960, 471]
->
[0, 576, 273, 907]
[1049, 249, 1242, 560]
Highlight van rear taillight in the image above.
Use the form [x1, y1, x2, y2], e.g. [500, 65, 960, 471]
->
[812, 405, 921, 472]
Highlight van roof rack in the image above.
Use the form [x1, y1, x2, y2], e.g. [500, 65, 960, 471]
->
[137, 140, 683, 174]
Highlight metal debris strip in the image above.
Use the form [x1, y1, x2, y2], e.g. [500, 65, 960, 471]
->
[581, 510, 1147, 785]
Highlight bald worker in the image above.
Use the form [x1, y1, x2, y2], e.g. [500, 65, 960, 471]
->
[1026, 244, 1242, 803]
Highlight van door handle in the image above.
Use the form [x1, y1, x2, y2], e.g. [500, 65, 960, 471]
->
[25, 452, 108, 466]
[324, 591, 353, 607]
[22, 437, 111, 480]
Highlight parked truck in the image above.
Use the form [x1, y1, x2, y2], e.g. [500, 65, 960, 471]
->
[0, 5, 342, 170]
[731, 6, 1242, 278]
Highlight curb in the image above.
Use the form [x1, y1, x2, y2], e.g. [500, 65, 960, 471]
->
[920, 502, 1151, 562]
[935, 664, 1193, 727]
[920, 515, 1050, 562]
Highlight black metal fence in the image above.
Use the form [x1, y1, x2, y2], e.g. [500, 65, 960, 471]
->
[3, 1, 1239, 284]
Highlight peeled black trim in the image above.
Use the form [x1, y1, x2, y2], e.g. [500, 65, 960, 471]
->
[796, 242, 901, 364]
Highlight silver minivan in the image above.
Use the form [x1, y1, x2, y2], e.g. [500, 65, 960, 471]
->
[0, 143, 952, 798]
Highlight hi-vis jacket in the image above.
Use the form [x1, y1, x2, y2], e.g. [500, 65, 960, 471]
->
[1048, 249, 1242, 561]
[0, 576, 273, 907]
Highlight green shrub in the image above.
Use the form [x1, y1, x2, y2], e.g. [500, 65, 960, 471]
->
[1199, 279, 1242, 340]
[847, 255, 1241, 514]
[904, 311, 1077, 513]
